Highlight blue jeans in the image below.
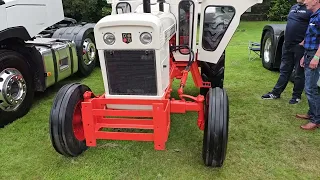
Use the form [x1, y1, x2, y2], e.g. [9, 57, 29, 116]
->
[304, 50, 320, 124]
[272, 43, 305, 99]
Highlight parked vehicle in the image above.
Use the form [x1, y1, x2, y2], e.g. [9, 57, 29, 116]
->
[0, 0, 98, 126]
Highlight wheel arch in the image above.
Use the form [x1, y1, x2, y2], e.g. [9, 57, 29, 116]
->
[0, 26, 32, 43]
[260, 24, 286, 68]
[51, 23, 96, 52]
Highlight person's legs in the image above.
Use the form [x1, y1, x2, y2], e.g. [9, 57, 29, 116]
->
[290, 44, 305, 104]
[262, 44, 295, 99]
[300, 50, 320, 130]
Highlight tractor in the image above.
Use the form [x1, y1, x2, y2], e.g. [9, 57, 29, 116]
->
[49, 0, 263, 167]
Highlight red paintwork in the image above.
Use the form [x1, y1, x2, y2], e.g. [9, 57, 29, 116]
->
[80, 35, 211, 150]
[73, 101, 85, 141]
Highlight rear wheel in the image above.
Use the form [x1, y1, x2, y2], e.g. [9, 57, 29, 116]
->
[77, 33, 97, 77]
[0, 50, 34, 127]
[49, 83, 90, 157]
[200, 51, 225, 96]
[202, 87, 229, 167]
[261, 31, 275, 70]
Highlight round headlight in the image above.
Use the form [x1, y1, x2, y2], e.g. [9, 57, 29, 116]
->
[103, 33, 115, 45]
[140, 32, 152, 44]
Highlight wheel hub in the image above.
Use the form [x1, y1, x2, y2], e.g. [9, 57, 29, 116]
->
[82, 38, 96, 65]
[264, 38, 271, 63]
[0, 68, 27, 111]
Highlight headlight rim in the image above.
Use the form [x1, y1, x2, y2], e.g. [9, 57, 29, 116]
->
[140, 32, 152, 45]
[103, 32, 116, 45]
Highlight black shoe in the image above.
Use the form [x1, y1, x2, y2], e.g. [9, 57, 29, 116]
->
[289, 98, 301, 104]
[261, 92, 280, 99]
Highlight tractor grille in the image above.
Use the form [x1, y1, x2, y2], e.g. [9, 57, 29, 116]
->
[104, 50, 157, 95]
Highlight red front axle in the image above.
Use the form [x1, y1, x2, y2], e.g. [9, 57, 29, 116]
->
[80, 54, 209, 150]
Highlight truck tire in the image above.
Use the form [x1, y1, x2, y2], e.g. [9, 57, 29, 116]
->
[0, 50, 34, 126]
[261, 31, 275, 70]
[52, 26, 97, 77]
[77, 33, 97, 77]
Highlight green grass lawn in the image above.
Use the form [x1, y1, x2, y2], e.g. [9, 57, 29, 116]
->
[1, 21, 320, 179]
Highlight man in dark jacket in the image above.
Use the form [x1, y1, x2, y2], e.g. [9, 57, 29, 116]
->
[261, 0, 312, 104]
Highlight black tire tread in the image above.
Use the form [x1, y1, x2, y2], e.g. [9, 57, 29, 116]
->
[202, 87, 229, 167]
[49, 83, 90, 157]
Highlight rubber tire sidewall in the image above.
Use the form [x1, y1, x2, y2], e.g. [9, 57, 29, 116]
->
[261, 31, 275, 70]
[0, 50, 34, 126]
[202, 87, 229, 167]
[76, 33, 97, 77]
[49, 83, 89, 157]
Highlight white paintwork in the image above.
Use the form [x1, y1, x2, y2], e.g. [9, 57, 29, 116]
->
[107, 0, 262, 64]
[96, 0, 263, 109]
[94, 12, 175, 102]
[197, 0, 263, 64]
[0, 5, 7, 31]
[1, 0, 64, 39]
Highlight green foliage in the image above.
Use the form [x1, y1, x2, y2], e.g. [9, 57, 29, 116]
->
[62, 0, 111, 23]
[267, 0, 296, 21]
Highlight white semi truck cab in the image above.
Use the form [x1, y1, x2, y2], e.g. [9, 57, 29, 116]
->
[0, 0, 98, 127]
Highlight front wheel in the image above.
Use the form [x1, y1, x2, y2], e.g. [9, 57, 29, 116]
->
[0, 50, 34, 127]
[202, 87, 229, 167]
[49, 83, 91, 157]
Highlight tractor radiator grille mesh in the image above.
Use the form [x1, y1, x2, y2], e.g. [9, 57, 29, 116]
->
[104, 50, 157, 95]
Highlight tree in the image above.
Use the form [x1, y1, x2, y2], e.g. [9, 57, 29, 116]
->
[62, 0, 111, 23]
[267, 0, 296, 21]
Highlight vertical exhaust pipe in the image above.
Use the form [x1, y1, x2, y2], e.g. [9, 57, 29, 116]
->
[143, 0, 151, 13]
[158, 0, 164, 12]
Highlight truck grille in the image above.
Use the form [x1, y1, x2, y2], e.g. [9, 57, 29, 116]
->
[104, 50, 157, 95]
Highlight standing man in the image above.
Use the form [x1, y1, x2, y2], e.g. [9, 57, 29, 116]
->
[262, 0, 312, 104]
[297, 0, 320, 130]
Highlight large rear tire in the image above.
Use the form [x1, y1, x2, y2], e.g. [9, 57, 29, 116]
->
[49, 83, 90, 157]
[0, 50, 34, 127]
[202, 87, 229, 167]
[200, 51, 225, 96]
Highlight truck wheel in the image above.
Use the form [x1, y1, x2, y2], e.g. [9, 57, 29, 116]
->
[0, 50, 34, 126]
[49, 83, 90, 157]
[202, 87, 229, 167]
[51, 26, 98, 77]
[77, 33, 97, 76]
[261, 31, 275, 70]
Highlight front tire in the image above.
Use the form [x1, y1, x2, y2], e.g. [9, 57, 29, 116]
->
[49, 83, 90, 157]
[0, 50, 34, 127]
[202, 87, 229, 167]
